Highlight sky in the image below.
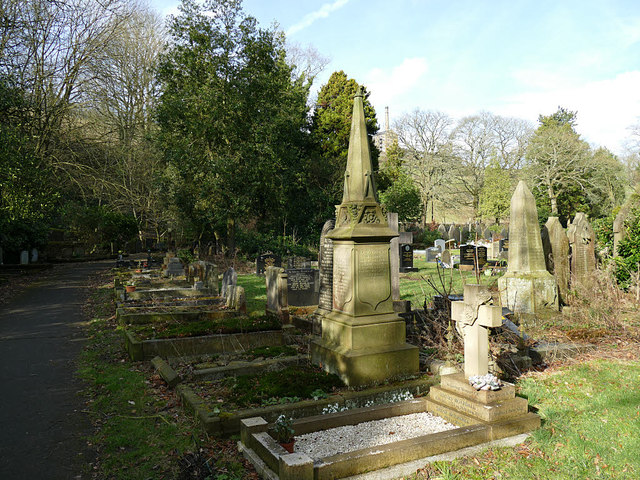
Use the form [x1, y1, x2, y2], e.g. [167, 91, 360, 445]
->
[150, 0, 640, 155]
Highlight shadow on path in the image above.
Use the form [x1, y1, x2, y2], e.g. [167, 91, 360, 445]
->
[0, 260, 112, 480]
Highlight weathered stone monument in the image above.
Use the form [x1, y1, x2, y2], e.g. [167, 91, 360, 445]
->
[221, 267, 237, 299]
[437, 224, 448, 240]
[541, 217, 569, 304]
[164, 257, 184, 277]
[448, 225, 461, 245]
[311, 87, 419, 386]
[434, 238, 446, 252]
[451, 284, 502, 377]
[441, 249, 452, 266]
[567, 212, 596, 290]
[498, 181, 558, 314]
[256, 252, 281, 275]
[265, 266, 289, 322]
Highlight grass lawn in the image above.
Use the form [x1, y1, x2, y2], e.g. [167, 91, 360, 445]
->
[404, 355, 640, 479]
[237, 273, 266, 314]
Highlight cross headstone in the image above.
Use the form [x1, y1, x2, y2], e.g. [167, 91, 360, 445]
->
[451, 284, 503, 378]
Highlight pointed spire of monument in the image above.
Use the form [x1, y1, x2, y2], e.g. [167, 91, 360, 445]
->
[342, 86, 377, 204]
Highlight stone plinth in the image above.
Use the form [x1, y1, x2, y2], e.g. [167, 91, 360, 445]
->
[427, 373, 538, 434]
[498, 181, 558, 313]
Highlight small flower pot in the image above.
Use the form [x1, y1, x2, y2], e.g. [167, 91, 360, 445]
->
[125, 285, 136, 293]
[280, 441, 295, 453]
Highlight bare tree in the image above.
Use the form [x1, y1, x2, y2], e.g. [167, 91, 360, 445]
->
[394, 109, 454, 226]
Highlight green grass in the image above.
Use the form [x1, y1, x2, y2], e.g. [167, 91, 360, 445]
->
[399, 255, 504, 308]
[404, 359, 640, 479]
[237, 273, 266, 313]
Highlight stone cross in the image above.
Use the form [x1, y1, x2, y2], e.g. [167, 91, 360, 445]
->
[451, 284, 502, 378]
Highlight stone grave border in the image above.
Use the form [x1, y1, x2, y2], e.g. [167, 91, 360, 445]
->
[177, 377, 435, 437]
[151, 354, 308, 387]
[124, 287, 216, 300]
[116, 306, 236, 325]
[123, 329, 284, 361]
[239, 394, 538, 480]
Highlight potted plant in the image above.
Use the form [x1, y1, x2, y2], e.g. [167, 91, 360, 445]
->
[125, 280, 136, 293]
[274, 415, 295, 453]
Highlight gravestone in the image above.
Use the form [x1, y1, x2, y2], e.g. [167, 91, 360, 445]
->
[490, 241, 501, 259]
[202, 262, 219, 294]
[398, 231, 413, 245]
[221, 267, 237, 299]
[265, 266, 289, 322]
[483, 227, 493, 241]
[437, 224, 448, 240]
[541, 217, 569, 305]
[311, 87, 418, 386]
[30, 248, 38, 263]
[434, 239, 446, 252]
[287, 268, 319, 306]
[500, 227, 509, 239]
[460, 225, 470, 244]
[400, 244, 418, 272]
[459, 245, 487, 270]
[315, 219, 336, 333]
[448, 225, 461, 245]
[426, 246, 441, 262]
[164, 257, 184, 277]
[388, 212, 400, 301]
[256, 252, 281, 275]
[286, 256, 311, 269]
[499, 238, 509, 252]
[567, 213, 596, 290]
[451, 284, 503, 377]
[498, 181, 558, 314]
[20, 250, 29, 265]
[440, 249, 452, 266]
[225, 285, 247, 314]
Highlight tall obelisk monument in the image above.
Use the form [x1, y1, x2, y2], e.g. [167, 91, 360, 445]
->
[311, 87, 418, 386]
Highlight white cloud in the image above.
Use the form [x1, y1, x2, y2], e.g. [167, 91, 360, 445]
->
[286, 0, 349, 36]
[364, 57, 429, 116]
[497, 70, 640, 155]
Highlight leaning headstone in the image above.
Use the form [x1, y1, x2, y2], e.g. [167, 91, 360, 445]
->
[311, 87, 418, 386]
[437, 224, 448, 240]
[316, 219, 336, 333]
[567, 213, 596, 290]
[388, 212, 400, 301]
[541, 217, 569, 305]
[434, 239, 446, 252]
[498, 181, 558, 314]
[20, 250, 29, 265]
[221, 267, 237, 299]
[287, 268, 319, 306]
[441, 249, 452, 266]
[265, 266, 289, 322]
[256, 252, 281, 275]
[30, 248, 38, 263]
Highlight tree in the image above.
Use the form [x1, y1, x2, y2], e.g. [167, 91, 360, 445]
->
[526, 107, 591, 219]
[311, 70, 379, 206]
[156, 0, 312, 251]
[379, 174, 421, 224]
[394, 109, 453, 226]
[478, 158, 512, 223]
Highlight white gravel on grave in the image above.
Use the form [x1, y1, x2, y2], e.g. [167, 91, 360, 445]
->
[295, 412, 457, 459]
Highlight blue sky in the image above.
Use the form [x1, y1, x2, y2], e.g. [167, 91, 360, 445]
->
[150, 0, 640, 155]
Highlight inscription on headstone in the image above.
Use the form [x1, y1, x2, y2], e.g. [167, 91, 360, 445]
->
[426, 246, 440, 262]
[318, 219, 335, 313]
[460, 245, 487, 268]
[333, 244, 353, 312]
[286, 256, 311, 269]
[287, 268, 319, 306]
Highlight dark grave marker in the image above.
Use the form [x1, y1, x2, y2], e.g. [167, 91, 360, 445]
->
[400, 244, 418, 272]
[499, 239, 509, 251]
[256, 252, 281, 275]
[286, 268, 319, 306]
[460, 245, 488, 268]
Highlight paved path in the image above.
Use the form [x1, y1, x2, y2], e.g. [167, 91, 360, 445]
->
[0, 261, 109, 480]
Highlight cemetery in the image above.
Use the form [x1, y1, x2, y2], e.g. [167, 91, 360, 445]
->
[3, 1, 640, 480]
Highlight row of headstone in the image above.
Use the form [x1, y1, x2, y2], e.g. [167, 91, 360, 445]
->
[187, 261, 219, 294]
[436, 223, 508, 244]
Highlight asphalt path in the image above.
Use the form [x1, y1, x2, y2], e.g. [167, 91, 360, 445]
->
[0, 261, 110, 479]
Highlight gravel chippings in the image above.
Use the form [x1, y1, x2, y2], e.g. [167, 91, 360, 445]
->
[295, 412, 457, 459]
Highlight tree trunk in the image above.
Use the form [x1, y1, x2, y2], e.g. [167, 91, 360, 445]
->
[226, 217, 235, 256]
[548, 186, 558, 215]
